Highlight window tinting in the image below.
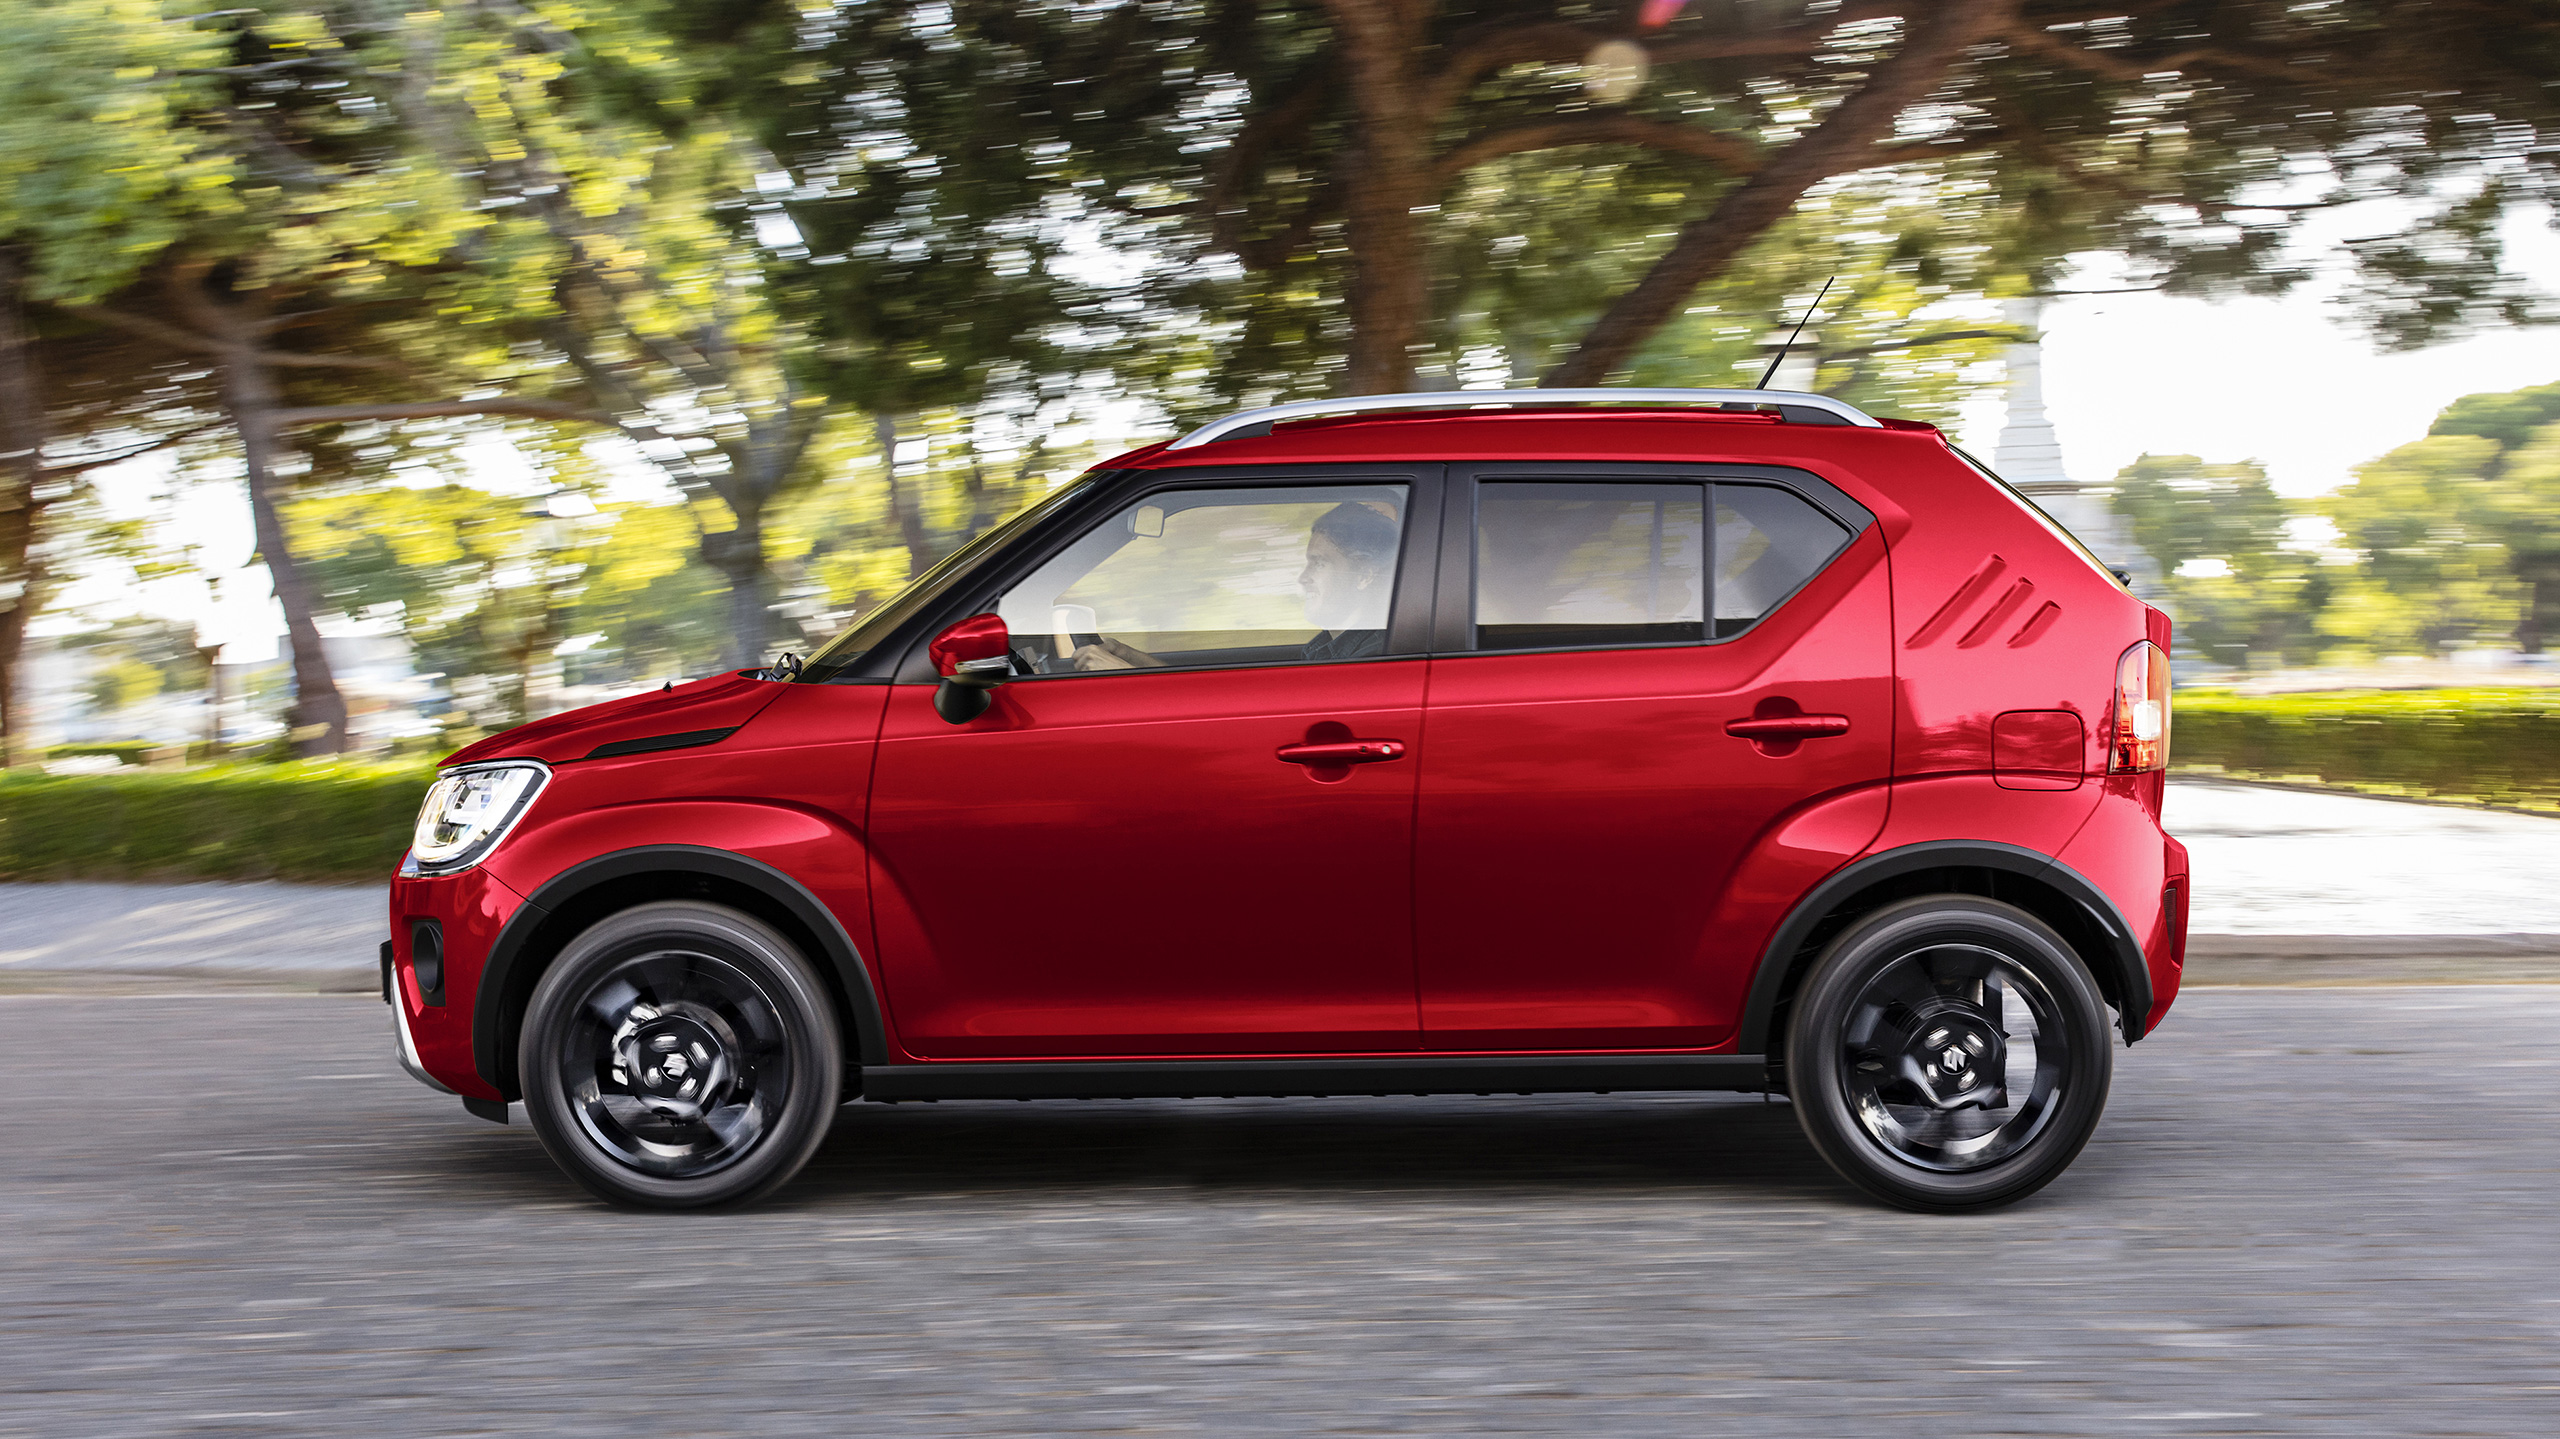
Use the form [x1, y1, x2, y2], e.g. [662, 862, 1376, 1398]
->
[1475, 483, 1706, 650]
[996, 484, 1408, 674]
[1471, 479, 1854, 651]
[1714, 484, 1851, 636]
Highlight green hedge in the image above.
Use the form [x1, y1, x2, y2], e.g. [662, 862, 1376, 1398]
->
[2175, 688, 2560, 809]
[0, 762, 432, 882]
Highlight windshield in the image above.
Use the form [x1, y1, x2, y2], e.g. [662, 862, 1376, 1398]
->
[796, 477, 1098, 682]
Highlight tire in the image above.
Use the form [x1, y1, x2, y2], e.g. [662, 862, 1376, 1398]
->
[1785, 895, 2114, 1212]
[518, 901, 842, 1209]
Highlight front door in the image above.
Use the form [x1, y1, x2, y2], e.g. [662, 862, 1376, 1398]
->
[1414, 468, 1893, 1051]
[867, 476, 1433, 1059]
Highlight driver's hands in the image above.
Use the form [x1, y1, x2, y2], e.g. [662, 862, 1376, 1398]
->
[1070, 637, 1164, 671]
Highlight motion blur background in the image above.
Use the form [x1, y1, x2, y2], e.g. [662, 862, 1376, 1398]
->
[5, 1, 2560, 869]
[12, 9, 2560, 1434]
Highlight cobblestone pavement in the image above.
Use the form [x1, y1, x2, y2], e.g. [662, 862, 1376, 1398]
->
[5, 988, 2555, 1437]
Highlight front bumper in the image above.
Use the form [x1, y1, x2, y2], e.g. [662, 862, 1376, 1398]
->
[384, 863, 528, 1100]
[390, 974, 456, 1095]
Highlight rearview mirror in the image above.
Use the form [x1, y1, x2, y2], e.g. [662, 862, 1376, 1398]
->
[928, 613, 1011, 724]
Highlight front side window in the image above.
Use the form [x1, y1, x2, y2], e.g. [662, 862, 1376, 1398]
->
[1473, 479, 1851, 651]
[995, 484, 1409, 674]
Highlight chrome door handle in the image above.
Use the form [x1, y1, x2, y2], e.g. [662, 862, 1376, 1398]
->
[1275, 739, 1407, 766]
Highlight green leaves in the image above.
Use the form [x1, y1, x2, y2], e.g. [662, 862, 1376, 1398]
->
[0, 1, 235, 303]
[2112, 454, 2330, 668]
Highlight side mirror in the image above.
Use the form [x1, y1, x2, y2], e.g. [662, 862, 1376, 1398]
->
[928, 613, 1012, 724]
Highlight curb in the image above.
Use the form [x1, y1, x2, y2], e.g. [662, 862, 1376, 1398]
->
[2187, 933, 2560, 959]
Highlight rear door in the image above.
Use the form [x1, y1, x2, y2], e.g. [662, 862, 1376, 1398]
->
[1413, 464, 1892, 1051]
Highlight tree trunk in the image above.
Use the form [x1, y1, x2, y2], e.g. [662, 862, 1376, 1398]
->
[208, 314, 351, 757]
[701, 513, 774, 672]
[198, 642, 224, 757]
[1324, 2, 1436, 396]
[874, 412, 936, 578]
[0, 251, 47, 768]
[1546, 1, 2015, 387]
[2519, 561, 2560, 655]
[963, 454, 999, 538]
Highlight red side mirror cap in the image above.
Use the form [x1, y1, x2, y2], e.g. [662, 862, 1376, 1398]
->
[928, 614, 1011, 677]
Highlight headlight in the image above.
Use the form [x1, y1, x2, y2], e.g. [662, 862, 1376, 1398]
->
[408, 763, 548, 874]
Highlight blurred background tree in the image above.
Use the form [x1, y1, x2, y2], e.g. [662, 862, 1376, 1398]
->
[7, 0, 2560, 762]
[5, 3, 634, 754]
[0, 0, 234, 763]
[2111, 455, 2330, 669]
[729, 0, 2560, 404]
[2320, 385, 2560, 658]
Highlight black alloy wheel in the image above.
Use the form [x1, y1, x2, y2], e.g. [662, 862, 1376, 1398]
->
[1785, 895, 2114, 1211]
[519, 901, 842, 1209]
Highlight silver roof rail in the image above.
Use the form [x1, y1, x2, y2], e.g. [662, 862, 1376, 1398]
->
[1166, 387, 1882, 449]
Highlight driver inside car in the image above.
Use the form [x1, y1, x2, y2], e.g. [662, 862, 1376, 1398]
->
[1070, 500, 1401, 671]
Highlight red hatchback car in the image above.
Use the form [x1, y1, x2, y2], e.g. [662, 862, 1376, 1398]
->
[384, 388, 2187, 1212]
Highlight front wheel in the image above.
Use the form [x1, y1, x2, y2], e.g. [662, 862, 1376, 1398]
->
[519, 901, 842, 1209]
[1785, 895, 2114, 1211]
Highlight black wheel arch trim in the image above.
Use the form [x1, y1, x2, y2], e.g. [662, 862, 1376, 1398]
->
[471, 844, 888, 1098]
[1738, 839, 2155, 1056]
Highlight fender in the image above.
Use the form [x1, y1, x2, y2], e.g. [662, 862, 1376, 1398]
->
[471, 844, 889, 1097]
[1688, 781, 1891, 1040]
[1735, 839, 2154, 1056]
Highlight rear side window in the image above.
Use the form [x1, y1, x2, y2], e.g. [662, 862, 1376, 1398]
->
[1473, 480, 1849, 651]
[1715, 484, 1852, 636]
[1476, 483, 1707, 650]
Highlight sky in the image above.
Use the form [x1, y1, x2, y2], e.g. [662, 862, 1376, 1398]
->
[57, 203, 2560, 656]
[1953, 206, 2560, 499]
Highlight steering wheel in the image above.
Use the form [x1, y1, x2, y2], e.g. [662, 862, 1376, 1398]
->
[1034, 630, 1106, 673]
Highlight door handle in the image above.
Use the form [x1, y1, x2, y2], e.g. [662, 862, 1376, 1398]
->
[1723, 715, 1850, 740]
[1275, 739, 1406, 766]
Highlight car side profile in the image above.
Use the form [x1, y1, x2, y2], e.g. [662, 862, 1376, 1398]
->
[383, 387, 2188, 1212]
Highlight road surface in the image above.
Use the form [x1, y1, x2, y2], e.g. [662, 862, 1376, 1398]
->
[4, 986, 2554, 1436]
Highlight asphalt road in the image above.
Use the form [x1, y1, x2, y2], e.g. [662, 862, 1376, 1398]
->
[7, 988, 2557, 1437]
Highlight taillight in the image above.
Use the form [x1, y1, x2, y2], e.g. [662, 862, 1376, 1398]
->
[2109, 640, 2171, 773]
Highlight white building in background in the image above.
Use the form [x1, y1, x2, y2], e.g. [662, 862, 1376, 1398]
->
[1989, 296, 2161, 594]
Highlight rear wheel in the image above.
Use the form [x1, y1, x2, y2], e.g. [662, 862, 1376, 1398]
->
[1785, 895, 2114, 1211]
[518, 901, 841, 1209]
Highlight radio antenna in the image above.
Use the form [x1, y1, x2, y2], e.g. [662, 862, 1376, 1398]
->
[1756, 275, 1835, 389]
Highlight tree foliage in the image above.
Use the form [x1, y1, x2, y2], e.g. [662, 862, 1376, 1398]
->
[2325, 383, 2560, 655]
[735, 0, 2560, 407]
[2111, 454, 2327, 667]
[14, 0, 2560, 756]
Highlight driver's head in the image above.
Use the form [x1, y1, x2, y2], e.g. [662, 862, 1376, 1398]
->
[1301, 501, 1400, 631]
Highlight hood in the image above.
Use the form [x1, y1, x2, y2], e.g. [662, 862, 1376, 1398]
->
[439, 670, 791, 769]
